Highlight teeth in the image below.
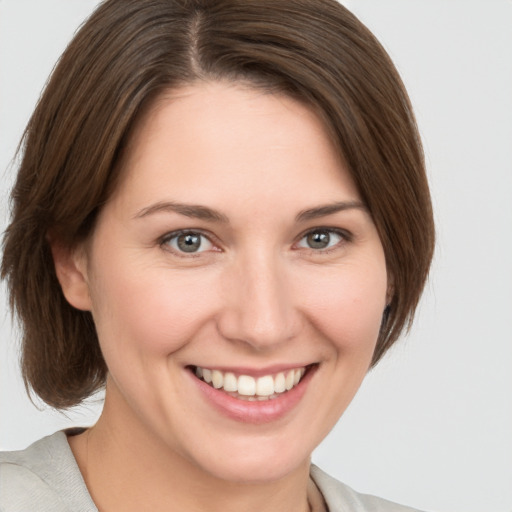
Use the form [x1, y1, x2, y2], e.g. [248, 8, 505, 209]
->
[274, 372, 285, 393]
[223, 372, 237, 392]
[193, 365, 308, 399]
[285, 370, 295, 391]
[212, 370, 223, 389]
[238, 375, 256, 396]
[256, 375, 274, 396]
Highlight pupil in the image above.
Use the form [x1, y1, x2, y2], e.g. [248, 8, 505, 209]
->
[177, 233, 201, 252]
[307, 231, 330, 249]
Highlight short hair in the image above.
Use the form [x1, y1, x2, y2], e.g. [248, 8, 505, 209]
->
[1, 0, 435, 408]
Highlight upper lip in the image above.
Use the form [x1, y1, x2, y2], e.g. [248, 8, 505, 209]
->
[188, 363, 316, 378]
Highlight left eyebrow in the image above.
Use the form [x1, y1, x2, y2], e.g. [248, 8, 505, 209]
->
[134, 201, 229, 223]
[296, 201, 367, 222]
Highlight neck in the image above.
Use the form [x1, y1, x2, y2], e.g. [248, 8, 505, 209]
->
[69, 392, 312, 512]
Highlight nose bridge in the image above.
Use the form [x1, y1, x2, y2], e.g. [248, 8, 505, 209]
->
[218, 247, 299, 349]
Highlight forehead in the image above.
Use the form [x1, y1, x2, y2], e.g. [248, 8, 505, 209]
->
[110, 81, 360, 214]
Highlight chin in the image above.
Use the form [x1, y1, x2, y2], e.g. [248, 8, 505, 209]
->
[182, 434, 312, 484]
[203, 454, 308, 484]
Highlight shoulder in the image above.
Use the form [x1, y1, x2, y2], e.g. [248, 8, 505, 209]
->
[311, 465, 427, 512]
[0, 431, 97, 512]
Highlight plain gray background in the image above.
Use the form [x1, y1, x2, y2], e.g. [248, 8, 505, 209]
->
[1, 2, 511, 512]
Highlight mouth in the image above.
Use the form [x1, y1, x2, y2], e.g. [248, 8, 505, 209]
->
[190, 364, 314, 401]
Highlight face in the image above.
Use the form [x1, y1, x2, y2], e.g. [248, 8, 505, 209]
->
[72, 82, 388, 483]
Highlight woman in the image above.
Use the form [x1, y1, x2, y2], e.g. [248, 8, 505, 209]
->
[0, 1, 434, 511]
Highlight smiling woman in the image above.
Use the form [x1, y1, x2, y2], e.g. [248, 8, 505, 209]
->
[0, 1, 434, 511]
[57, 84, 389, 489]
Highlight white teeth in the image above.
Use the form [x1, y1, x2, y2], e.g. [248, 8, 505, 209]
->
[256, 375, 274, 396]
[194, 365, 309, 398]
[223, 372, 238, 392]
[238, 375, 256, 396]
[285, 370, 295, 391]
[274, 372, 286, 393]
[212, 370, 223, 389]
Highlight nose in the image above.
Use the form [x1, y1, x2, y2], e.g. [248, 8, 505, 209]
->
[216, 251, 302, 350]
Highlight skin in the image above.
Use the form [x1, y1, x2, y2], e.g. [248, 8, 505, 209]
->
[55, 82, 389, 512]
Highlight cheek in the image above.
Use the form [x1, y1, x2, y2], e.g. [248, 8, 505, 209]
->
[295, 261, 387, 352]
[89, 262, 219, 358]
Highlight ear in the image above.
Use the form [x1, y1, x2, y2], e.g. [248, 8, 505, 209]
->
[50, 240, 93, 311]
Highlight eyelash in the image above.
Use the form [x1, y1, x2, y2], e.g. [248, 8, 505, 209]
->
[160, 229, 218, 257]
[295, 227, 352, 254]
[159, 227, 352, 257]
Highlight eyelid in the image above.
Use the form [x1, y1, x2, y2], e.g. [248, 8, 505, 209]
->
[293, 226, 352, 251]
[158, 226, 351, 256]
[159, 229, 221, 255]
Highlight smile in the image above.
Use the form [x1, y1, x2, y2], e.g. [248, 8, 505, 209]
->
[193, 366, 308, 401]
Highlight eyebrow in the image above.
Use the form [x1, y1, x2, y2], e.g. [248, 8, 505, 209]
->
[134, 201, 229, 223]
[135, 199, 366, 224]
[296, 201, 367, 222]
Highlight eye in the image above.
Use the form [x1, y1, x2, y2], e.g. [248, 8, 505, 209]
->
[296, 229, 345, 251]
[162, 231, 215, 254]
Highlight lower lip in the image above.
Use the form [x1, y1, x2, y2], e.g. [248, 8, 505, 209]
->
[188, 366, 316, 424]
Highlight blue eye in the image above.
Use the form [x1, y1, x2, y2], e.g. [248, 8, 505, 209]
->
[163, 231, 214, 254]
[297, 229, 344, 250]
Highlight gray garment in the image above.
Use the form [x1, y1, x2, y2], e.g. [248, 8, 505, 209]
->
[0, 431, 424, 511]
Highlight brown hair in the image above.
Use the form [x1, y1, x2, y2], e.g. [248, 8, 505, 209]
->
[1, 0, 434, 408]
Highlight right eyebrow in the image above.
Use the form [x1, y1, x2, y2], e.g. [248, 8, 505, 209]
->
[296, 200, 367, 222]
[134, 201, 229, 223]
